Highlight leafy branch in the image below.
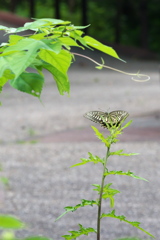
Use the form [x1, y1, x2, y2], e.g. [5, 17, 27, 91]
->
[61, 224, 97, 240]
[57, 119, 154, 239]
[55, 199, 98, 221]
[101, 210, 154, 238]
[0, 18, 149, 100]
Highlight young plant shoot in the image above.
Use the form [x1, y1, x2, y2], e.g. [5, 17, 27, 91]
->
[56, 110, 154, 239]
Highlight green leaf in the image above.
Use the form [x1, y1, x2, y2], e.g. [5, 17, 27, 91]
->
[70, 152, 104, 167]
[8, 35, 24, 45]
[42, 63, 70, 95]
[93, 183, 120, 208]
[1, 38, 62, 80]
[69, 30, 91, 49]
[4, 51, 37, 79]
[92, 184, 101, 193]
[0, 57, 13, 79]
[109, 149, 139, 156]
[39, 49, 71, 75]
[67, 24, 90, 30]
[10, 72, 44, 97]
[101, 210, 154, 238]
[14, 18, 71, 33]
[29, 33, 47, 40]
[40, 49, 72, 95]
[0, 69, 15, 87]
[3, 38, 61, 55]
[121, 120, 132, 130]
[83, 36, 122, 60]
[102, 187, 120, 208]
[55, 199, 97, 221]
[62, 224, 96, 240]
[91, 126, 110, 147]
[0, 215, 25, 229]
[59, 36, 83, 49]
[104, 170, 148, 181]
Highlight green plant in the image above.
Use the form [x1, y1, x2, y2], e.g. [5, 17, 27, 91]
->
[0, 18, 148, 101]
[56, 118, 154, 239]
[0, 18, 153, 240]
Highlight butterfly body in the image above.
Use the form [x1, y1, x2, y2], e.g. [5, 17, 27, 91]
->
[84, 110, 129, 129]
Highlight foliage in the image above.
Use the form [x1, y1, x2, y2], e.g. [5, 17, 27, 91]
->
[0, 18, 121, 99]
[56, 120, 154, 239]
[0, 15, 154, 240]
[0, 215, 25, 229]
[1, 0, 158, 52]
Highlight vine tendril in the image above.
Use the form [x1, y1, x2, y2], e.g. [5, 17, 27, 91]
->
[71, 52, 150, 82]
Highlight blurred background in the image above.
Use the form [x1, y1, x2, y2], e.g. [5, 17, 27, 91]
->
[0, 1, 160, 239]
[0, 0, 159, 59]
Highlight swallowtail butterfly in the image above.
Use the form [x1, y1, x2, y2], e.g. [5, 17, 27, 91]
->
[84, 110, 129, 129]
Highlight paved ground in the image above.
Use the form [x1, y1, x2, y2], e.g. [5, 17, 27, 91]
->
[0, 50, 160, 240]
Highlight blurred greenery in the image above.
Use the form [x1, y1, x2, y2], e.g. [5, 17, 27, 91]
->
[0, 0, 159, 53]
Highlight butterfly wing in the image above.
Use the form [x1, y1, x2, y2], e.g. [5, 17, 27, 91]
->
[84, 111, 109, 128]
[109, 110, 129, 126]
[84, 110, 129, 129]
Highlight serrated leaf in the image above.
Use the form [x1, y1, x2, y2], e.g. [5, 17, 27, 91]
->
[109, 149, 139, 156]
[91, 126, 110, 147]
[62, 224, 96, 240]
[55, 199, 97, 221]
[10, 72, 44, 97]
[102, 183, 120, 207]
[101, 210, 154, 238]
[71, 152, 103, 167]
[92, 184, 101, 193]
[104, 170, 148, 181]
[0, 215, 25, 229]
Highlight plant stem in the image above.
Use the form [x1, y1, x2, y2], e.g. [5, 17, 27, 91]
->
[97, 146, 110, 240]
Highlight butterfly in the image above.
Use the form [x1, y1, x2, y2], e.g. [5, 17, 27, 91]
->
[84, 110, 129, 129]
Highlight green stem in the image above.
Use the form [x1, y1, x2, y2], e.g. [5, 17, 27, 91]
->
[97, 146, 110, 240]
